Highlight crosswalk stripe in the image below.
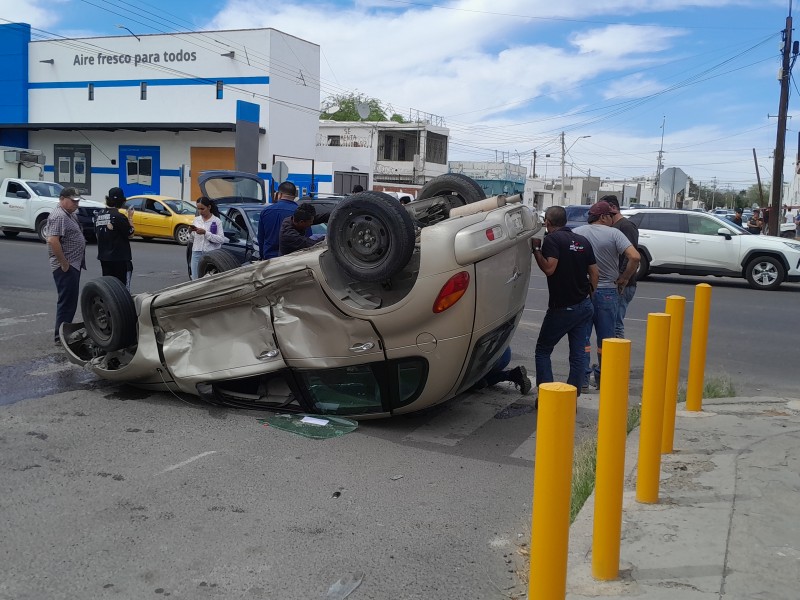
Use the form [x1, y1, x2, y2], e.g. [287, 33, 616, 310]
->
[510, 433, 537, 461]
[403, 390, 521, 446]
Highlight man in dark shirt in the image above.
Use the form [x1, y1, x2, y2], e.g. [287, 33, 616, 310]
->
[603, 195, 639, 338]
[95, 187, 135, 289]
[279, 203, 325, 255]
[258, 181, 300, 259]
[531, 206, 599, 395]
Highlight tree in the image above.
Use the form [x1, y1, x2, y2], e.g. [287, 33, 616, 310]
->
[320, 92, 401, 122]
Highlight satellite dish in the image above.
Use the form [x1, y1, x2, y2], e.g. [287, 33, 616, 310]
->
[356, 102, 370, 120]
[322, 103, 340, 115]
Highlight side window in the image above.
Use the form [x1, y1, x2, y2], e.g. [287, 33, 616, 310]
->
[688, 215, 724, 235]
[6, 182, 22, 197]
[124, 199, 143, 212]
[145, 199, 168, 215]
[627, 213, 644, 227]
[643, 213, 683, 233]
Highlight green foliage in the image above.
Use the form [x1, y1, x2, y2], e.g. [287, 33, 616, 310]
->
[320, 92, 406, 122]
[677, 375, 736, 403]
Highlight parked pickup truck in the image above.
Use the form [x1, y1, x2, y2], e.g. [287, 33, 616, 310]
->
[0, 178, 105, 242]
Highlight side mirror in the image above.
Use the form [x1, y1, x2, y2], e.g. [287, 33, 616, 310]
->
[717, 227, 732, 240]
[16, 190, 30, 199]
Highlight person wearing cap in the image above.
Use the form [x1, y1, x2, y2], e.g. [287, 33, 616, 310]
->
[47, 187, 87, 345]
[732, 207, 744, 227]
[95, 187, 135, 289]
[602, 195, 639, 338]
[573, 200, 640, 390]
[258, 181, 300, 260]
[532, 206, 598, 397]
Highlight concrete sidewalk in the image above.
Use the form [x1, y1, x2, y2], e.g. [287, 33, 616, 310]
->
[566, 396, 800, 599]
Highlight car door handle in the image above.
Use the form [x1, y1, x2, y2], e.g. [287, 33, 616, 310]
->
[1, 201, 9, 205]
[349, 342, 375, 353]
[687, 239, 700, 244]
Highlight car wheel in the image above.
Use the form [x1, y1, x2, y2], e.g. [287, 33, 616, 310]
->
[80, 276, 137, 351]
[2, 230, 19, 238]
[745, 255, 785, 291]
[328, 191, 415, 282]
[36, 217, 49, 242]
[417, 173, 487, 208]
[198, 249, 241, 277]
[636, 250, 650, 280]
[174, 224, 192, 245]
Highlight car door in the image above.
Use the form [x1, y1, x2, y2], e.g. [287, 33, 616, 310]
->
[635, 212, 687, 270]
[140, 198, 172, 238]
[0, 181, 29, 227]
[123, 198, 144, 233]
[685, 214, 741, 273]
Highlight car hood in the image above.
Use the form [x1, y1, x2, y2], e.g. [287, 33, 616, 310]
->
[740, 233, 800, 249]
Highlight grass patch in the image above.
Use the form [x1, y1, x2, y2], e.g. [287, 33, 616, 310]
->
[677, 374, 735, 403]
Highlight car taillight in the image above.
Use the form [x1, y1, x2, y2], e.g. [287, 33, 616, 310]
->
[433, 271, 470, 313]
[485, 225, 502, 241]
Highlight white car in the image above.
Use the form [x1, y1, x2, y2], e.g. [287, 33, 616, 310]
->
[622, 208, 800, 290]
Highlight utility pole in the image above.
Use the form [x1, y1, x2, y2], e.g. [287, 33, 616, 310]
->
[654, 116, 665, 206]
[560, 131, 566, 204]
[753, 148, 765, 205]
[532, 150, 537, 178]
[770, 12, 797, 235]
[712, 177, 718, 207]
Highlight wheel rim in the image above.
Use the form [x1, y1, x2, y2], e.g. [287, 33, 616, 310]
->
[202, 266, 219, 277]
[89, 296, 112, 342]
[342, 213, 391, 268]
[177, 227, 191, 244]
[752, 261, 778, 286]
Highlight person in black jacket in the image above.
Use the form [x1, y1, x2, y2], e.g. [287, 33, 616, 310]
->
[95, 187, 134, 289]
[279, 203, 326, 256]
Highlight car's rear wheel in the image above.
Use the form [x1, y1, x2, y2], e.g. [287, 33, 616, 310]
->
[636, 250, 650, 280]
[2, 230, 19, 238]
[745, 255, 784, 291]
[328, 191, 415, 282]
[174, 224, 192, 245]
[198, 249, 241, 277]
[417, 173, 486, 208]
[80, 276, 137, 351]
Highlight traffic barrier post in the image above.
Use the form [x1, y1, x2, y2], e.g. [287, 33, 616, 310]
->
[662, 295, 686, 453]
[592, 338, 631, 580]
[528, 382, 577, 599]
[636, 313, 671, 504]
[686, 283, 712, 412]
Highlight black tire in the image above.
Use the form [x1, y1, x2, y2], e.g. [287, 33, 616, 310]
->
[636, 250, 650, 280]
[197, 249, 241, 277]
[80, 276, 137, 351]
[745, 255, 784, 291]
[36, 217, 49, 242]
[328, 191, 415, 282]
[417, 173, 486, 208]
[174, 224, 192, 245]
[2, 230, 19, 238]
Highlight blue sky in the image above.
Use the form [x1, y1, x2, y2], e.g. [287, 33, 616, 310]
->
[4, 0, 797, 190]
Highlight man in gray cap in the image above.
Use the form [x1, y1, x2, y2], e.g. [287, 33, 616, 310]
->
[573, 200, 640, 389]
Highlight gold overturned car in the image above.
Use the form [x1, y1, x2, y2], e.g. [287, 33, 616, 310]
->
[61, 174, 539, 417]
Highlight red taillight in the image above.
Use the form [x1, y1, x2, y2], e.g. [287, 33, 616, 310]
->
[485, 226, 501, 241]
[432, 271, 470, 313]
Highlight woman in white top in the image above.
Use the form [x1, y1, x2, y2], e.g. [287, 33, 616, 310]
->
[189, 197, 226, 279]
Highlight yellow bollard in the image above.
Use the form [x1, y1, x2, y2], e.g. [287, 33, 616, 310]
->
[662, 295, 686, 453]
[686, 283, 712, 412]
[592, 338, 632, 581]
[529, 382, 577, 599]
[636, 313, 671, 504]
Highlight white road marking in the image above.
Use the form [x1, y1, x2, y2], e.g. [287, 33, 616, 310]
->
[160, 451, 217, 474]
[0, 313, 48, 327]
[510, 434, 537, 461]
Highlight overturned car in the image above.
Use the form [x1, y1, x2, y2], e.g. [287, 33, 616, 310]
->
[62, 174, 539, 417]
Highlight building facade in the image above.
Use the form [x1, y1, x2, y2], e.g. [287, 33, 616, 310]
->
[448, 161, 526, 197]
[0, 23, 331, 202]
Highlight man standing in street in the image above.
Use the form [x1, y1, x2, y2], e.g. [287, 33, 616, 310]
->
[532, 206, 598, 397]
[95, 187, 135, 289]
[258, 181, 299, 260]
[573, 201, 639, 389]
[47, 187, 86, 345]
[602, 195, 639, 338]
[732, 207, 743, 227]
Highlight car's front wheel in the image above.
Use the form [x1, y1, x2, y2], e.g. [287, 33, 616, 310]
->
[36, 218, 49, 242]
[174, 224, 192, 245]
[745, 255, 785, 291]
[198, 249, 241, 277]
[80, 276, 137, 351]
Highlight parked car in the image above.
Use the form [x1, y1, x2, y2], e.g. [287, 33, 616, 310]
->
[565, 205, 590, 229]
[624, 208, 800, 290]
[123, 195, 197, 244]
[60, 174, 540, 418]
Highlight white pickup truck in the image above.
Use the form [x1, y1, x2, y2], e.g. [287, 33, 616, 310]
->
[0, 178, 105, 242]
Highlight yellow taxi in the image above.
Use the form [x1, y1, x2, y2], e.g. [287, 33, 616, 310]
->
[123, 195, 197, 245]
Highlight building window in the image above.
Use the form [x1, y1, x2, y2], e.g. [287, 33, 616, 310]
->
[216, 80, 223, 100]
[327, 135, 341, 147]
[383, 135, 393, 160]
[88, 84, 94, 101]
[140, 82, 147, 100]
[398, 138, 406, 161]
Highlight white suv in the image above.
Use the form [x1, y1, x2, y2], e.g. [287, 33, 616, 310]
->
[623, 208, 800, 291]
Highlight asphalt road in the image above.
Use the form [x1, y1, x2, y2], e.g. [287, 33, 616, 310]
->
[1, 230, 798, 599]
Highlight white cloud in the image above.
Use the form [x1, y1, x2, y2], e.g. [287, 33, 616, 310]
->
[0, 0, 63, 30]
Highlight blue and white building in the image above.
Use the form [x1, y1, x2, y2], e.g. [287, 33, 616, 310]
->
[0, 23, 332, 202]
